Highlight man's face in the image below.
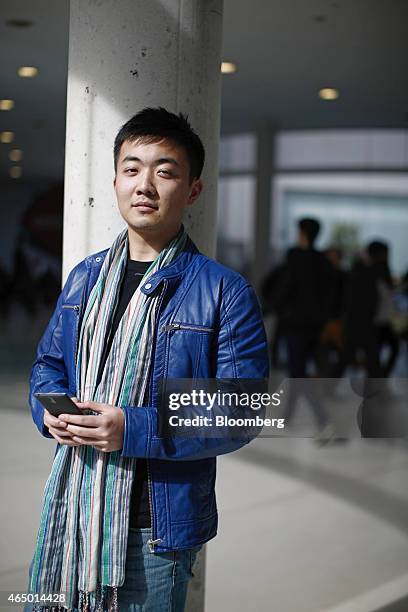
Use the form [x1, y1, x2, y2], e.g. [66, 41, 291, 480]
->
[114, 138, 202, 239]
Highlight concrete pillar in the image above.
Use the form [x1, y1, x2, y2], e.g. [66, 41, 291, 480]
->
[63, 2, 224, 610]
[251, 124, 275, 291]
[63, 0, 223, 280]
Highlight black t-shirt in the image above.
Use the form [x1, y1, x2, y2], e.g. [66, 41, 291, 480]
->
[95, 258, 153, 528]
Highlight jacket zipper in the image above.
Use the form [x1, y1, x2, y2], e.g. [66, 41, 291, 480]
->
[63, 305, 80, 395]
[146, 281, 168, 553]
[148, 322, 214, 549]
[162, 322, 215, 333]
[146, 461, 161, 552]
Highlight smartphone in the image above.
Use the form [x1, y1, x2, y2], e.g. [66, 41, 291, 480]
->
[34, 392, 82, 417]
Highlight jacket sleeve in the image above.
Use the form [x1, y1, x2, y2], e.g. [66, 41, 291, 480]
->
[120, 281, 269, 461]
[29, 265, 84, 438]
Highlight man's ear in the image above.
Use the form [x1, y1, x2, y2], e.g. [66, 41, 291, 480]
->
[188, 178, 203, 205]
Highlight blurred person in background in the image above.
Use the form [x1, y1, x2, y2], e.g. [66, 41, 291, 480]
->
[317, 248, 348, 378]
[346, 241, 404, 437]
[343, 240, 399, 379]
[261, 259, 288, 369]
[9, 184, 63, 317]
[368, 241, 399, 377]
[273, 217, 335, 441]
[0, 264, 11, 319]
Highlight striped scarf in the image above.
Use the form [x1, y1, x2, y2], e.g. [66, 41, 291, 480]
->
[30, 227, 187, 611]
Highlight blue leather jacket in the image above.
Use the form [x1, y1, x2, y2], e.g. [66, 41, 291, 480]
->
[29, 236, 269, 552]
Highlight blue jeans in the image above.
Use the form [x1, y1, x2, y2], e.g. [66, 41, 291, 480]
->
[25, 528, 201, 612]
[118, 528, 201, 611]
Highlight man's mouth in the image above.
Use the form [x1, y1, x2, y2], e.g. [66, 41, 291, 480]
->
[131, 201, 158, 211]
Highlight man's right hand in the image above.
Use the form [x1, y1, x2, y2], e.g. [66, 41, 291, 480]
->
[44, 409, 81, 446]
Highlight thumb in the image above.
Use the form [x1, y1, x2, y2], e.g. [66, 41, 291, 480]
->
[71, 396, 87, 409]
[76, 400, 105, 413]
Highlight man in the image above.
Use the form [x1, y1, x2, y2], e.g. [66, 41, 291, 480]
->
[274, 218, 334, 438]
[344, 240, 397, 378]
[28, 107, 269, 612]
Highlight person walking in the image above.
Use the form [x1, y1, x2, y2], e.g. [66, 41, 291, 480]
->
[275, 218, 335, 439]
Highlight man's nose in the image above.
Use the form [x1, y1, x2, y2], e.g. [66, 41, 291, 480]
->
[136, 170, 156, 196]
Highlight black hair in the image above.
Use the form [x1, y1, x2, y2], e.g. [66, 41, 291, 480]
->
[298, 217, 321, 246]
[367, 240, 388, 261]
[367, 240, 391, 286]
[113, 107, 205, 182]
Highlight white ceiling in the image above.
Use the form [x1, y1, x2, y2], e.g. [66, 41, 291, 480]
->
[0, 0, 407, 181]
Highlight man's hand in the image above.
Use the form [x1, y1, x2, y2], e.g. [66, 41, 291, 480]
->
[44, 409, 81, 447]
[58, 401, 125, 453]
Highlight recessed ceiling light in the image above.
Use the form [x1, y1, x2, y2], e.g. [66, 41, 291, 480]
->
[319, 87, 340, 100]
[6, 18, 33, 28]
[9, 149, 23, 162]
[221, 62, 237, 74]
[0, 99, 14, 111]
[18, 66, 39, 78]
[10, 166, 23, 179]
[0, 131, 14, 143]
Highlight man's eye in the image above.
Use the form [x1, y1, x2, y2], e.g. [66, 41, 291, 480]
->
[125, 168, 137, 174]
[158, 169, 171, 176]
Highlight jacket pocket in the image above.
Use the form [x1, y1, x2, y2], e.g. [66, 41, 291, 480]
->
[162, 322, 215, 378]
[166, 458, 217, 523]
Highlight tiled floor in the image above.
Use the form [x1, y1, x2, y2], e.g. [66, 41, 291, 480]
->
[1, 378, 408, 612]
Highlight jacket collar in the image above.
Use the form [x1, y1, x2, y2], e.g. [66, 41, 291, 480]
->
[88, 233, 200, 296]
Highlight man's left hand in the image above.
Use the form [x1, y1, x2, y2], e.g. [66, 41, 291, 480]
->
[58, 401, 125, 453]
